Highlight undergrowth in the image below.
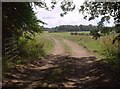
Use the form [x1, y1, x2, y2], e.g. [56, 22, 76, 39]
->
[3, 33, 54, 70]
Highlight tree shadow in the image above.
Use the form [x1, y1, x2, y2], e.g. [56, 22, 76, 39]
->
[2, 55, 120, 89]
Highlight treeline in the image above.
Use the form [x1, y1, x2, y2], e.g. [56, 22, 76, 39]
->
[44, 24, 118, 34]
[45, 25, 97, 32]
[52, 25, 94, 32]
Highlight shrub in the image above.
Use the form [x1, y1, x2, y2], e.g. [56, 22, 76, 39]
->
[101, 35, 120, 71]
[18, 36, 46, 61]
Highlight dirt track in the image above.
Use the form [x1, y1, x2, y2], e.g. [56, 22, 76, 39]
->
[51, 37, 65, 56]
[51, 36, 95, 58]
[2, 35, 120, 89]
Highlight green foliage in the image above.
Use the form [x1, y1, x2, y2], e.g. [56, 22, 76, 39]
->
[100, 27, 113, 35]
[18, 33, 54, 62]
[2, 2, 42, 39]
[3, 33, 54, 70]
[60, 1, 75, 17]
[18, 36, 45, 62]
[35, 33, 54, 54]
[90, 30, 100, 40]
[79, 2, 120, 24]
[47, 24, 98, 32]
[90, 30, 99, 35]
[2, 2, 44, 61]
[115, 24, 120, 33]
[101, 35, 120, 71]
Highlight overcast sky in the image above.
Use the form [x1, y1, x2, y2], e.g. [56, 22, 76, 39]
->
[33, 0, 114, 28]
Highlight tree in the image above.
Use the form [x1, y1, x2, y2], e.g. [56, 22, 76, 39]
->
[90, 30, 100, 40]
[2, 2, 44, 39]
[100, 27, 110, 35]
[115, 23, 120, 33]
[2, 2, 47, 57]
[78, 1, 120, 42]
[79, 2, 120, 25]
[3, 1, 120, 41]
[113, 35, 120, 44]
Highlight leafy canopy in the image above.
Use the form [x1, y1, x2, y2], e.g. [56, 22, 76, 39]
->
[2, 2, 46, 39]
[79, 2, 120, 26]
[39, 1, 120, 26]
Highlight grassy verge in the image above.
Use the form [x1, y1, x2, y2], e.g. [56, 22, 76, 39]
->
[34, 33, 54, 55]
[50, 32, 119, 72]
[19, 33, 54, 62]
[3, 32, 54, 70]
[51, 32, 104, 57]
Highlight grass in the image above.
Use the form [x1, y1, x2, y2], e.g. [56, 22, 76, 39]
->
[52, 32, 104, 58]
[64, 44, 72, 56]
[19, 33, 54, 60]
[34, 33, 54, 55]
[50, 32, 120, 71]
[3, 32, 54, 70]
[50, 32, 71, 37]
[50, 32, 105, 53]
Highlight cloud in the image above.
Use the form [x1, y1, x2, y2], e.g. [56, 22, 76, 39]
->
[33, 0, 114, 28]
[42, 16, 54, 19]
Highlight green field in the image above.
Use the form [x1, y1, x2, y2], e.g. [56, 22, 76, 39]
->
[49, 31, 119, 70]
[50, 32, 104, 55]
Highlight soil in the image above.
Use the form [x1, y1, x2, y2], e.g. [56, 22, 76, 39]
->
[51, 36, 94, 58]
[50, 36, 65, 56]
[2, 36, 120, 89]
[63, 39, 94, 58]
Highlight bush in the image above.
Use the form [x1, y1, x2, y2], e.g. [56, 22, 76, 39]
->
[18, 36, 46, 61]
[101, 35, 120, 71]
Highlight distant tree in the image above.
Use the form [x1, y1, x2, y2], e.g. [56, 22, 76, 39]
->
[113, 24, 120, 44]
[115, 24, 120, 33]
[100, 27, 110, 35]
[49, 24, 98, 32]
[78, 1, 120, 42]
[90, 30, 100, 40]
[113, 34, 120, 44]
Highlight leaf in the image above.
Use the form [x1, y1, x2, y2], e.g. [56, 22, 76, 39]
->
[88, 17, 95, 21]
[84, 16, 87, 19]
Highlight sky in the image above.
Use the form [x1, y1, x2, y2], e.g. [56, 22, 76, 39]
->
[33, 0, 114, 28]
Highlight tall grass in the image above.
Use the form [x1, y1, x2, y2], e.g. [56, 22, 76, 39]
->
[18, 34, 54, 63]
[18, 36, 45, 60]
[100, 35, 120, 71]
[3, 33, 54, 70]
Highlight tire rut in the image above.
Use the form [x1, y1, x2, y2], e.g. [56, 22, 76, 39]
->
[51, 35, 95, 58]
